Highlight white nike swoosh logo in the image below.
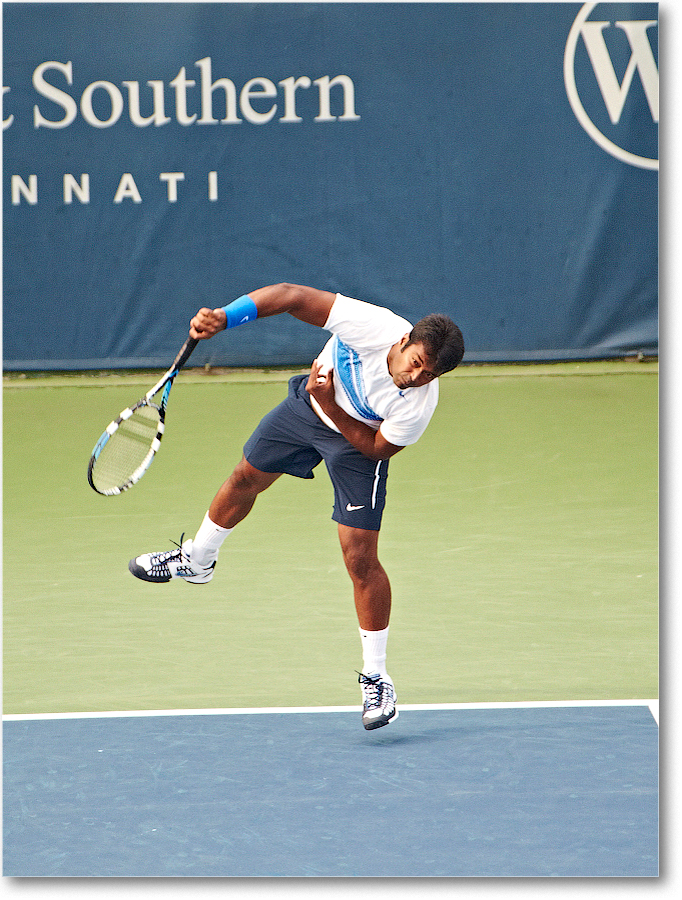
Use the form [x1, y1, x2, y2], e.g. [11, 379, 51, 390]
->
[346, 503, 365, 511]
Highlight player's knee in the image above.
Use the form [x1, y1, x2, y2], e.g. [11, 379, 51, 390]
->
[230, 457, 275, 494]
[341, 539, 381, 585]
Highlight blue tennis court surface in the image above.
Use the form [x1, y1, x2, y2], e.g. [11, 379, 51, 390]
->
[3, 704, 657, 878]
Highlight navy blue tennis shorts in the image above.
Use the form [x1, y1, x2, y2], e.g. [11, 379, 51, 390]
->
[243, 374, 389, 531]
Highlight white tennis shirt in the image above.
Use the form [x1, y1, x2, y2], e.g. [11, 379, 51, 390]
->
[311, 294, 439, 447]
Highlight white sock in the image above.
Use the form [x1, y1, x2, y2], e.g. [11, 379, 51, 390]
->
[191, 512, 233, 567]
[359, 626, 389, 678]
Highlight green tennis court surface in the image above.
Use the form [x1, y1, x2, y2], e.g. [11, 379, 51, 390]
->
[3, 361, 658, 715]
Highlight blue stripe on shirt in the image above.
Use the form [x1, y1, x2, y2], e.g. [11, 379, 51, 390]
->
[332, 337, 383, 422]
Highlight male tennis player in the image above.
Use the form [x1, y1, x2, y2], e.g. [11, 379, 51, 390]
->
[129, 283, 464, 730]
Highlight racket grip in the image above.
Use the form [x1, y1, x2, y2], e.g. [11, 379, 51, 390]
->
[173, 337, 199, 371]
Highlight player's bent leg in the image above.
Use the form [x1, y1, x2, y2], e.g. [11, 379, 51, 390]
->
[338, 523, 398, 729]
[208, 456, 282, 530]
[129, 457, 281, 584]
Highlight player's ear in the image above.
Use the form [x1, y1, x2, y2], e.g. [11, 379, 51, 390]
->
[399, 333, 410, 349]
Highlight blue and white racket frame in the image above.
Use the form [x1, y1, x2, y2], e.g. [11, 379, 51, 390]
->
[87, 336, 198, 495]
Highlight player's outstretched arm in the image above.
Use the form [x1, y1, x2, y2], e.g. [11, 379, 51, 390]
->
[190, 283, 336, 339]
[249, 283, 336, 326]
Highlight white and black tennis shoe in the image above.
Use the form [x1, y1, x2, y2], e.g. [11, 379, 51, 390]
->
[129, 535, 215, 584]
[358, 672, 399, 730]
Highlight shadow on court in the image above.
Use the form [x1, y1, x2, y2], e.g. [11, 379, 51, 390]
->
[3, 706, 658, 877]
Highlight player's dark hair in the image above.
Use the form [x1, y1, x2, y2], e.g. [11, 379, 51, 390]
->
[407, 314, 465, 374]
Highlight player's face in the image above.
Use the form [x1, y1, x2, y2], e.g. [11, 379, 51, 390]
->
[389, 339, 438, 389]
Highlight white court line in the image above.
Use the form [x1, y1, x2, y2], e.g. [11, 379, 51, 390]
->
[3, 699, 659, 725]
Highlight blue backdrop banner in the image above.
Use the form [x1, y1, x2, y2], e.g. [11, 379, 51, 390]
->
[2, 2, 658, 369]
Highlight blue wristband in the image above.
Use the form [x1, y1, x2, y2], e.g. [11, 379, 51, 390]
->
[221, 294, 258, 328]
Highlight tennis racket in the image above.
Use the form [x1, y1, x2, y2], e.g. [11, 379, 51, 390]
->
[88, 336, 198, 495]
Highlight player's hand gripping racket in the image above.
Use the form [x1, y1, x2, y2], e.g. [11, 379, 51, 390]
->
[87, 336, 198, 495]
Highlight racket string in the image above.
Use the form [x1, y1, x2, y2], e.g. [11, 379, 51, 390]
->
[90, 403, 162, 493]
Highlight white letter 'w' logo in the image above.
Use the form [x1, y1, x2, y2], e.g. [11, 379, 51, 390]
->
[580, 20, 658, 123]
[564, 4, 658, 170]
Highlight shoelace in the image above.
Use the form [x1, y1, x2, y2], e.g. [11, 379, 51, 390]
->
[150, 534, 190, 570]
[357, 672, 386, 709]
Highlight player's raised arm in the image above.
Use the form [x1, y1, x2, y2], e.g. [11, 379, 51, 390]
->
[249, 283, 336, 326]
[190, 283, 336, 339]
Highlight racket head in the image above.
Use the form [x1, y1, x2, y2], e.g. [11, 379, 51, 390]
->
[88, 400, 165, 495]
[87, 335, 196, 496]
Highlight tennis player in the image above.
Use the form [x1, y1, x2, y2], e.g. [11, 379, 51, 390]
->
[129, 283, 464, 730]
